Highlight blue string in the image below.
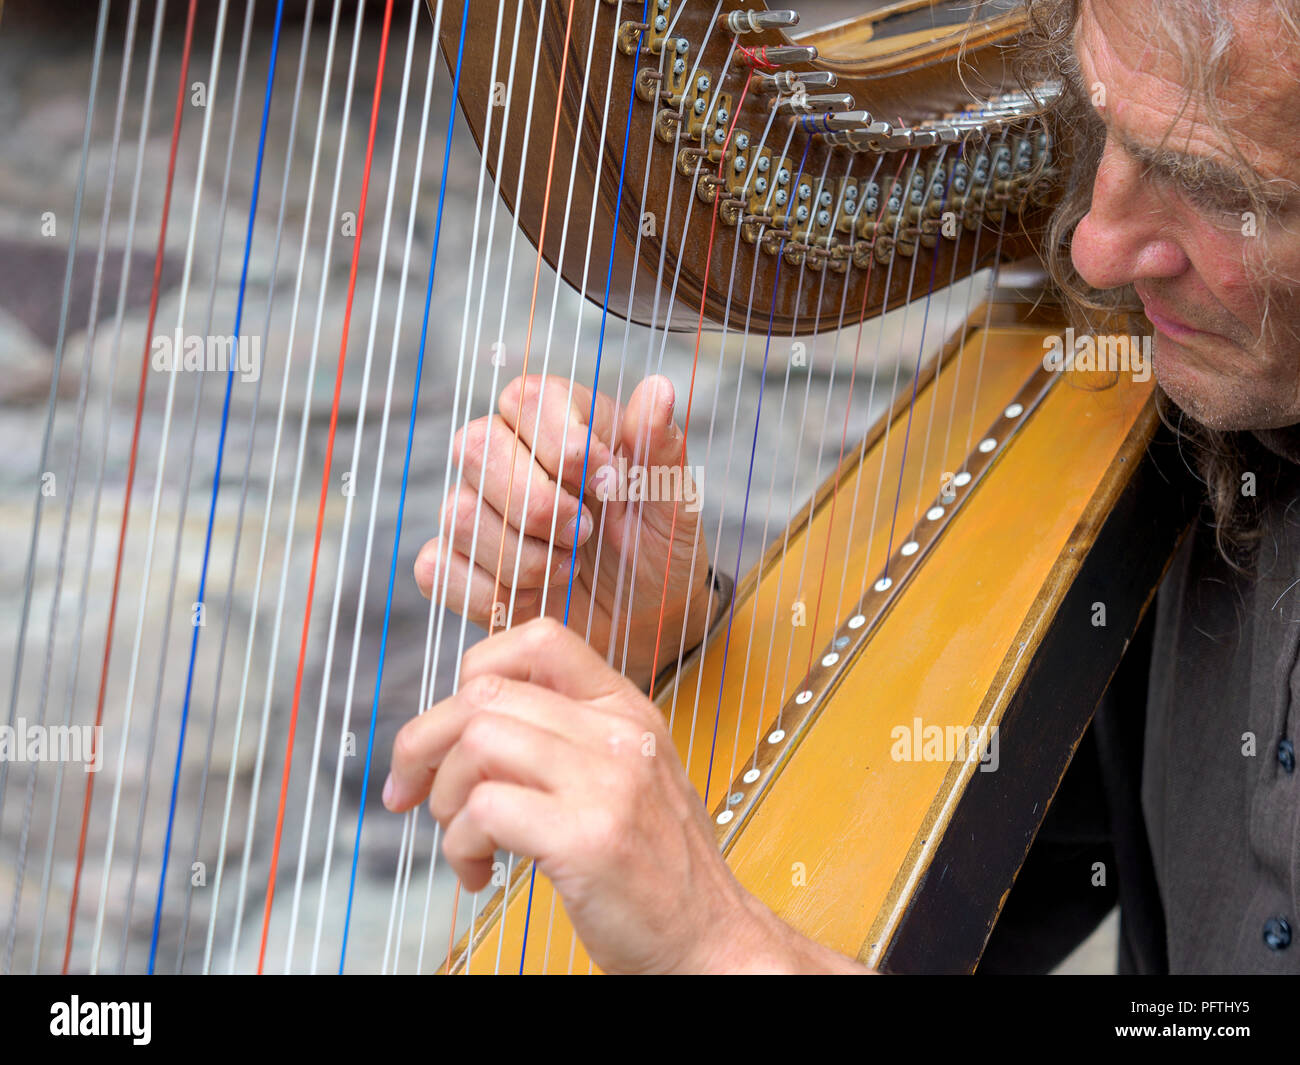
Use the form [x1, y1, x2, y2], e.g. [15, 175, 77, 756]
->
[702, 136, 813, 804]
[148, 0, 286, 974]
[517, 0, 653, 974]
[338, 0, 472, 974]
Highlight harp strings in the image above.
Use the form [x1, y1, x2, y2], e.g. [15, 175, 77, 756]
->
[92, 0, 234, 975]
[28, 0, 169, 977]
[3, 0, 1031, 975]
[387, 0, 521, 976]
[879, 147, 951, 582]
[126, 0, 255, 975]
[542, 0, 718, 974]
[202, 0, 326, 976]
[219, 0, 351, 974]
[604, 2, 728, 687]
[62, 0, 193, 976]
[491, 0, 630, 976]
[735, 150, 851, 794]
[537, 1, 732, 973]
[664, 94, 789, 740]
[283, 0, 421, 977]
[347, 0, 449, 978]
[156, 0, 288, 977]
[6, 0, 125, 978]
[431, 0, 566, 968]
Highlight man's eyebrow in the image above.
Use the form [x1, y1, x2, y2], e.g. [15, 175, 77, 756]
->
[1066, 60, 1285, 209]
[1113, 132, 1269, 203]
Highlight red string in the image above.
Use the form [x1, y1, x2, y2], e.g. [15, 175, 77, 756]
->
[256, 0, 397, 974]
[62, 0, 199, 975]
[735, 44, 778, 72]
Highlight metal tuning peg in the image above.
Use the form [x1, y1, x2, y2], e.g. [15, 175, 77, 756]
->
[759, 70, 838, 93]
[773, 93, 855, 114]
[739, 44, 818, 67]
[724, 10, 800, 33]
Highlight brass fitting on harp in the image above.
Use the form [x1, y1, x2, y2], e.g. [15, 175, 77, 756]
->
[677, 146, 706, 177]
[654, 108, 680, 143]
[636, 68, 661, 103]
[617, 21, 647, 56]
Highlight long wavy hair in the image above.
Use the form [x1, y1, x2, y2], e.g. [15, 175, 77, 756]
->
[1004, 0, 1300, 566]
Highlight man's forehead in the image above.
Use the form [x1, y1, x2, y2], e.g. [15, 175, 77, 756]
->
[1074, 0, 1297, 188]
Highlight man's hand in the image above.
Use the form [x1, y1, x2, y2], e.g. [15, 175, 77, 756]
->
[382, 617, 868, 974]
[413, 374, 719, 690]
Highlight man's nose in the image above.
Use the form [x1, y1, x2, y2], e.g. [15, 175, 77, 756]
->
[1070, 137, 1189, 291]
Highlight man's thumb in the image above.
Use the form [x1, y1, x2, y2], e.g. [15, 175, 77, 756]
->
[619, 375, 687, 472]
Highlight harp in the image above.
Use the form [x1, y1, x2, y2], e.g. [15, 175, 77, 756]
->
[0, 0, 1187, 975]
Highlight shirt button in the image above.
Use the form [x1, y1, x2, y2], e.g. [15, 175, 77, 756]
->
[1279, 739, 1296, 774]
[1264, 917, 1292, 951]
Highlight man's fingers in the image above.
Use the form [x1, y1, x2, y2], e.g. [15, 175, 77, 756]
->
[412, 540, 542, 619]
[428, 710, 582, 826]
[453, 414, 593, 548]
[441, 486, 571, 589]
[459, 617, 645, 708]
[441, 783, 562, 892]
[384, 673, 611, 812]
[498, 375, 619, 498]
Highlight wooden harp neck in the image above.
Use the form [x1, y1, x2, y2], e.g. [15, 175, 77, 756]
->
[438, 0, 1059, 338]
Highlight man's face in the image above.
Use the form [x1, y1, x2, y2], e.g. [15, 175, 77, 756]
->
[1070, 0, 1300, 431]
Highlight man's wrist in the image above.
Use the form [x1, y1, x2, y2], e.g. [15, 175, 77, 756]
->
[683, 885, 871, 974]
[643, 564, 733, 695]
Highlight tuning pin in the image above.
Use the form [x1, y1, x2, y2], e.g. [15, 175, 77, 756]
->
[797, 110, 876, 133]
[739, 45, 818, 67]
[772, 93, 855, 114]
[759, 70, 838, 92]
[724, 10, 800, 33]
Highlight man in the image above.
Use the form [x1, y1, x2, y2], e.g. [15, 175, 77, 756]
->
[383, 0, 1300, 973]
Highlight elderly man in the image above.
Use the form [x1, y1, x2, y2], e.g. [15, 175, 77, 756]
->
[384, 0, 1300, 973]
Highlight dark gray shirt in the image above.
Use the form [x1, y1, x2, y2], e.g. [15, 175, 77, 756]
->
[1144, 428, 1300, 972]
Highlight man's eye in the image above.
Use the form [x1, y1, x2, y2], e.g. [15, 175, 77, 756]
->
[1179, 182, 1251, 216]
